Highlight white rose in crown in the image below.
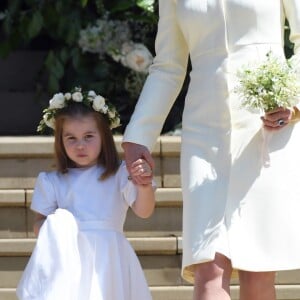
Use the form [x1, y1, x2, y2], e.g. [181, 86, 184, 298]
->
[64, 93, 71, 100]
[49, 93, 65, 109]
[92, 95, 106, 111]
[88, 90, 97, 100]
[72, 92, 83, 102]
[121, 42, 153, 73]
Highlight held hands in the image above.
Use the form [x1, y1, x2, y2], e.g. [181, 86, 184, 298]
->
[261, 107, 295, 131]
[130, 159, 153, 185]
[123, 143, 155, 218]
[122, 142, 155, 185]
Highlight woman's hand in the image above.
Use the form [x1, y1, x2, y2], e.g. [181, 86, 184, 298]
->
[261, 107, 294, 131]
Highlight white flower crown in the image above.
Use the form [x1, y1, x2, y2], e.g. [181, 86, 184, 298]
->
[37, 87, 121, 133]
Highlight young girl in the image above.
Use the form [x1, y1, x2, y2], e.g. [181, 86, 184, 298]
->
[16, 88, 155, 300]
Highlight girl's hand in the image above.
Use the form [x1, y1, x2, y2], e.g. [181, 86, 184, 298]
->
[130, 158, 155, 218]
[261, 107, 294, 131]
[129, 158, 153, 185]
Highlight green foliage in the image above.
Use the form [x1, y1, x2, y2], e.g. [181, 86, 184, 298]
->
[0, 0, 159, 133]
[0, 1, 294, 134]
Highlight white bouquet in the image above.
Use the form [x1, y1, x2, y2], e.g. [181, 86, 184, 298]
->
[235, 51, 300, 113]
[235, 51, 300, 167]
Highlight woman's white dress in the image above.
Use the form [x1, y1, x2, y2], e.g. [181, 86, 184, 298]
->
[16, 162, 152, 300]
[123, 0, 300, 283]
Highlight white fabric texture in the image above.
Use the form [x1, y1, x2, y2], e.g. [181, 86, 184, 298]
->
[123, 0, 300, 283]
[16, 162, 153, 299]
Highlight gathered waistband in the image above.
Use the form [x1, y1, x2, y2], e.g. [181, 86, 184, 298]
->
[51, 209, 123, 233]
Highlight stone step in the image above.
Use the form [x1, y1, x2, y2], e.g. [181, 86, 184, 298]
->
[1, 255, 187, 289]
[1, 286, 300, 300]
[0, 136, 178, 158]
[1, 238, 300, 287]
[154, 286, 300, 300]
[0, 237, 180, 257]
[0, 237, 185, 289]
[2, 136, 300, 300]
[0, 207, 183, 239]
[0, 188, 183, 238]
[0, 188, 182, 207]
[0, 135, 162, 188]
[0, 135, 181, 189]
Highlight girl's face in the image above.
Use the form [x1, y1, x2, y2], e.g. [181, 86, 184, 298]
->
[62, 115, 102, 168]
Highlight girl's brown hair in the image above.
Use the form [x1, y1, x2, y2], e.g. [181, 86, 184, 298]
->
[54, 102, 120, 180]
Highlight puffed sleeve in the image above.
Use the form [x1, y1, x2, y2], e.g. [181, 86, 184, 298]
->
[123, 0, 189, 151]
[284, 0, 300, 55]
[30, 172, 58, 216]
[119, 162, 156, 207]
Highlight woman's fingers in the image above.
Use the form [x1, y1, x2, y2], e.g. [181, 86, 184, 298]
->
[131, 159, 153, 176]
[262, 107, 294, 130]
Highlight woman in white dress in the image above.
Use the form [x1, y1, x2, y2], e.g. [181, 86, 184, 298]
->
[122, 1, 300, 299]
[16, 89, 155, 300]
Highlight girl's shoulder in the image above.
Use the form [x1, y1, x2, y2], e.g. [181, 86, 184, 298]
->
[35, 170, 64, 187]
[37, 169, 62, 179]
[32, 171, 61, 216]
[112, 160, 133, 190]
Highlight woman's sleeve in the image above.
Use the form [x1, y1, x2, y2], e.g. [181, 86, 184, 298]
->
[30, 172, 58, 216]
[284, 0, 300, 111]
[123, 0, 189, 151]
[284, 0, 300, 55]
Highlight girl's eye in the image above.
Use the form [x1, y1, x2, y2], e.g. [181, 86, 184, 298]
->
[85, 135, 94, 139]
[66, 136, 76, 141]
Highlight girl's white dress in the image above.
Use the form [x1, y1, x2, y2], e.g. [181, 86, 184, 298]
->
[16, 162, 153, 300]
[123, 0, 300, 283]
